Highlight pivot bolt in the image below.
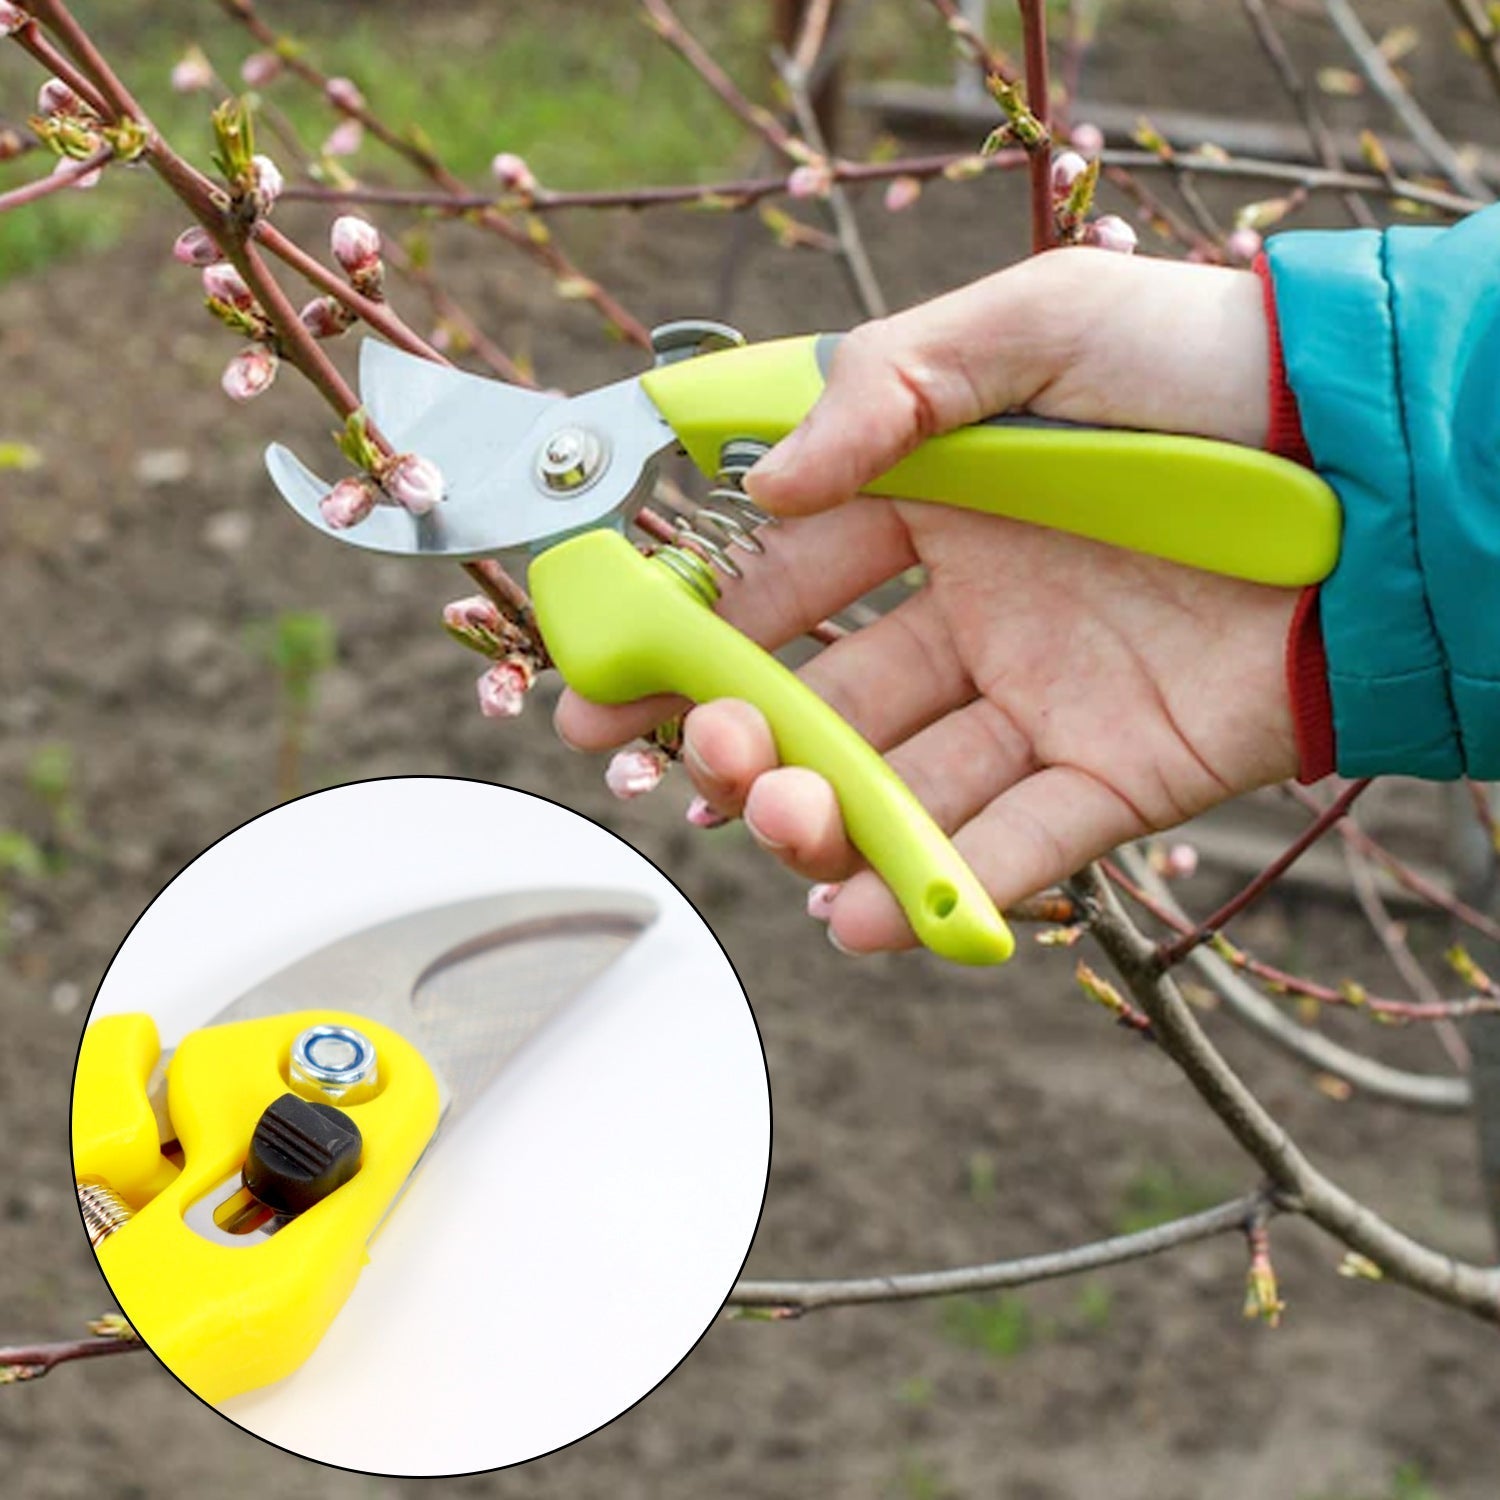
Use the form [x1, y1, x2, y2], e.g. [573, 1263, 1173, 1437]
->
[536, 426, 607, 494]
[289, 1023, 380, 1106]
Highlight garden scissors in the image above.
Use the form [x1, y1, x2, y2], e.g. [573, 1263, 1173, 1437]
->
[71, 889, 656, 1404]
[265, 323, 1341, 966]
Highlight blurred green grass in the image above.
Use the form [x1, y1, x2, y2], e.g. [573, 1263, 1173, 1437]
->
[0, 1, 805, 277]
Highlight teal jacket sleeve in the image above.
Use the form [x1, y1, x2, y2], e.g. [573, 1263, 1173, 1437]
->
[1267, 207, 1500, 780]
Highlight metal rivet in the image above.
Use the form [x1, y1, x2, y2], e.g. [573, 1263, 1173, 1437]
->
[536, 426, 607, 494]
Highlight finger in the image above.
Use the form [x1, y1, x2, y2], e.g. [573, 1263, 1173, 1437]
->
[553, 500, 915, 752]
[743, 254, 1080, 517]
[679, 698, 778, 819]
[826, 764, 1145, 955]
[742, 767, 858, 884]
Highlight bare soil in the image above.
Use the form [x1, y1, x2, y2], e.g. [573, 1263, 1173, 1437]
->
[2, 4, 1498, 1497]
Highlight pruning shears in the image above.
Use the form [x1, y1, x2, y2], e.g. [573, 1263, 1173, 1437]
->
[71, 889, 655, 1404]
[264, 322, 1341, 967]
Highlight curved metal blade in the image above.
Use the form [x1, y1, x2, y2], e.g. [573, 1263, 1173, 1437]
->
[204, 890, 657, 1131]
[264, 340, 675, 559]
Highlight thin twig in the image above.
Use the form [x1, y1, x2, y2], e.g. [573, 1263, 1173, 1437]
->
[1445, 0, 1500, 104]
[1157, 780, 1372, 968]
[1111, 850, 1471, 1112]
[0, 144, 109, 212]
[1017, 0, 1054, 253]
[729, 1191, 1271, 1312]
[0, 1333, 146, 1381]
[1239, 0, 1376, 227]
[1321, 0, 1490, 201]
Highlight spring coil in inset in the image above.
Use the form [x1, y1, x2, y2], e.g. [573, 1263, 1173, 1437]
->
[77, 1179, 133, 1248]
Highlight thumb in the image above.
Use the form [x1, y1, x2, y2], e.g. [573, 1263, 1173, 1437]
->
[742, 254, 1076, 517]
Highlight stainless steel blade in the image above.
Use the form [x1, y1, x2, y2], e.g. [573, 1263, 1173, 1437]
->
[198, 890, 657, 1131]
[265, 341, 677, 558]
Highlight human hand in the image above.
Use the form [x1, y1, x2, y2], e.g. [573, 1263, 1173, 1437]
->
[556, 248, 1302, 954]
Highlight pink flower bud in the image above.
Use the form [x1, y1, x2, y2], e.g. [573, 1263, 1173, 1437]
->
[51, 156, 101, 190]
[1084, 213, 1138, 255]
[322, 118, 364, 158]
[330, 214, 381, 274]
[489, 152, 536, 194]
[1161, 842, 1200, 880]
[1051, 150, 1088, 199]
[240, 51, 282, 88]
[324, 76, 364, 112]
[806, 882, 840, 922]
[318, 476, 376, 530]
[605, 747, 667, 801]
[250, 153, 282, 212]
[299, 295, 352, 340]
[1070, 122, 1105, 157]
[787, 162, 832, 199]
[1225, 226, 1264, 264]
[171, 49, 213, 94]
[384, 453, 445, 515]
[202, 261, 254, 310]
[172, 225, 223, 266]
[443, 594, 504, 638]
[0, 3, 27, 37]
[37, 78, 80, 117]
[477, 657, 535, 719]
[221, 345, 278, 402]
[685, 795, 729, 830]
[883, 175, 921, 213]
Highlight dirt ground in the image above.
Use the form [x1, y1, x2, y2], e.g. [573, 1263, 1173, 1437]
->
[3, 3, 1499, 1497]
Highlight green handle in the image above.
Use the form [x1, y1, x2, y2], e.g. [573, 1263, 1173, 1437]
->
[531, 530, 1014, 966]
[640, 334, 1342, 587]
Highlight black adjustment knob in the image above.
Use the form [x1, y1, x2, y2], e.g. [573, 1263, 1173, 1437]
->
[243, 1092, 362, 1217]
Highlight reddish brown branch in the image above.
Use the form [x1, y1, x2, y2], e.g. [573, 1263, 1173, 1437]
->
[0, 143, 108, 211]
[0, 1332, 146, 1381]
[1157, 780, 1372, 967]
[1017, 0, 1054, 254]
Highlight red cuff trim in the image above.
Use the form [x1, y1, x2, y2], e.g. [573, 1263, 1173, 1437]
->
[1254, 252, 1314, 467]
[1286, 588, 1336, 782]
[1256, 251, 1334, 780]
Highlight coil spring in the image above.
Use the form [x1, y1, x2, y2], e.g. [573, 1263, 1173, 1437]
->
[77, 1179, 133, 1248]
[656, 442, 775, 601]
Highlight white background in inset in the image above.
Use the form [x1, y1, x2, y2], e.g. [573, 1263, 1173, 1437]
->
[85, 777, 771, 1475]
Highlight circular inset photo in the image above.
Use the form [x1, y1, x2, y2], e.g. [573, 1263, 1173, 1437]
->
[69, 778, 770, 1476]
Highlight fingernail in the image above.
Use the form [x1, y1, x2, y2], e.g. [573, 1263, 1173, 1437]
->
[682, 737, 731, 794]
[826, 924, 863, 957]
[743, 812, 786, 853]
[806, 882, 840, 922]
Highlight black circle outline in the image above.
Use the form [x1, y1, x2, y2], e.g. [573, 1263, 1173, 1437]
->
[66, 773, 773, 1479]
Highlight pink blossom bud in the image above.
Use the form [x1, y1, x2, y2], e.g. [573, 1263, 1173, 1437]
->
[787, 162, 832, 199]
[330, 214, 381, 274]
[1070, 122, 1105, 157]
[202, 261, 254, 310]
[1050, 150, 1088, 199]
[172, 225, 223, 266]
[806, 882, 840, 922]
[443, 594, 504, 639]
[605, 747, 667, 801]
[299, 295, 351, 340]
[384, 453, 445, 515]
[250, 153, 282, 212]
[37, 78, 80, 116]
[1161, 842, 1200, 880]
[883, 175, 922, 213]
[489, 152, 536, 194]
[1084, 213, 1138, 255]
[240, 51, 282, 88]
[324, 76, 364, 112]
[51, 156, 101, 190]
[685, 795, 729, 829]
[171, 49, 213, 94]
[322, 118, 364, 158]
[0, 3, 27, 37]
[220, 345, 278, 402]
[1225, 226, 1264, 264]
[476, 657, 535, 719]
[318, 476, 376, 530]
